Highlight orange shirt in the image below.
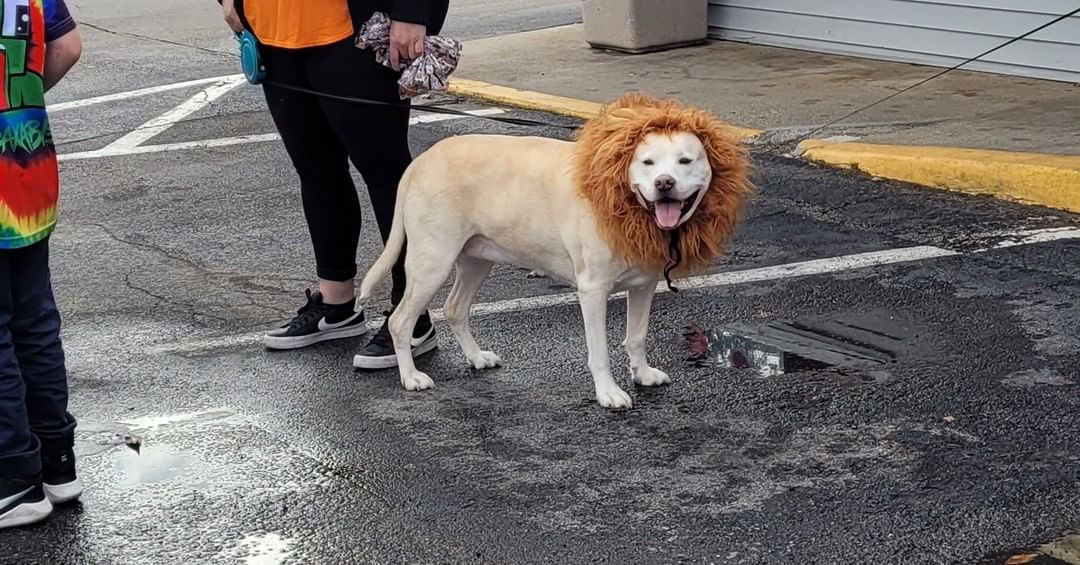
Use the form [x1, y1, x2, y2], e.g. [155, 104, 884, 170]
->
[244, 0, 354, 49]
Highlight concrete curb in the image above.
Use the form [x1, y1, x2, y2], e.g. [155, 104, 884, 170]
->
[797, 140, 1080, 214]
[447, 78, 763, 141]
[447, 78, 1080, 215]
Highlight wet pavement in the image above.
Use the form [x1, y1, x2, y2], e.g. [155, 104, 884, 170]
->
[3, 6, 1080, 565]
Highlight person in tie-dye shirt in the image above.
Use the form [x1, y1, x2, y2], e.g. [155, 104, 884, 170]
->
[0, 0, 83, 530]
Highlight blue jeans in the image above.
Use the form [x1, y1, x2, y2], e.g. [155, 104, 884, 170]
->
[0, 238, 76, 477]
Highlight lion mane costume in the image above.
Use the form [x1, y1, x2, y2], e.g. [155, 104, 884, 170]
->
[571, 92, 754, 285]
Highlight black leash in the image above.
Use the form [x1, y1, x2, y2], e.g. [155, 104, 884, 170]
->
[74, 11, 1080, 293]
[664, 231, 683, 293]
[76, 21, 580, 133]
[76, 7, 1080, 149]
[258, 79, 580, 131]
[655, 8, 1080, 290]
[758, 6, 1080, 149]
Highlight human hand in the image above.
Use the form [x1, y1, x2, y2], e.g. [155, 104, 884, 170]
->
[222, 0, 243, 33]
[388, 20, 426, 72]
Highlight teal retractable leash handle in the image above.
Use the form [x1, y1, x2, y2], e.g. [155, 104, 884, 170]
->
[234, 29, 266, 85]
[225, 0, 265, 84]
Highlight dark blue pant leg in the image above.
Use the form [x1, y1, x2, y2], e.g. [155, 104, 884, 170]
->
[0, 248, 40, 477]
[9, 239, 75, 456]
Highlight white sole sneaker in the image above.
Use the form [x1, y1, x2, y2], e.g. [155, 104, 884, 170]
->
[0, 496, 52, 530]
[352, 330, 439, 370]
[263, 318, 370, 350]
[43, 479, 83, 505]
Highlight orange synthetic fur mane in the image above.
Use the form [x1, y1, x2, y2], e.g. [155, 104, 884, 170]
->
[571, 92, 754, 279]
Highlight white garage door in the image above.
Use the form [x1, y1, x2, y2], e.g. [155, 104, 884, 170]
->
[707, 0, 1080, 83]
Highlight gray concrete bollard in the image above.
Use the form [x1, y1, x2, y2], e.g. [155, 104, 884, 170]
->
[581, 0, 709, 54]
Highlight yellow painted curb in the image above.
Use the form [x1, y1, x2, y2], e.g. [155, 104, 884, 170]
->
[798, 140, 1080, 214]
[448, 78, 603, 120]
[447, 78, 762, 141]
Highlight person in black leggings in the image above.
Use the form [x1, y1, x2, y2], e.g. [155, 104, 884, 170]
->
[220, 0, 449, 369]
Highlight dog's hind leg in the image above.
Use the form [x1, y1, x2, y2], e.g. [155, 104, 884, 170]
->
[578, 282, 633, 409]
[389, 246, 457, 392]
[444, 255, 501, 370]
[625, 282, 670, 387]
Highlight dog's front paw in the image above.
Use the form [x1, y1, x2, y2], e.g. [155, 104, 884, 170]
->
[633, 367, 671, 387]
[468, 351, 502, 370]
[401, 371, 434, 391]
[596, 386, 633, 410]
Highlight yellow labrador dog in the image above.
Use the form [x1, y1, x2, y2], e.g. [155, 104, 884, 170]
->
[358, 93, 753, 409]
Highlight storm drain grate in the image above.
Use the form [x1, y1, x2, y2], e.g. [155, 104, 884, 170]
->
[684, 318, 907, 377]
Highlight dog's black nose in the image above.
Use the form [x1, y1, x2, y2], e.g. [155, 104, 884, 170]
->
[655, 175, 676, 192]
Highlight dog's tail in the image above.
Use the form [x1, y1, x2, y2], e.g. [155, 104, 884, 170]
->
[358, 169, 410, 303]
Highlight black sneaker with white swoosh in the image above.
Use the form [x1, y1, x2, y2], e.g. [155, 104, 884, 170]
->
[352, 309, 437, 370]
[0, 474, 52, 530]
[264, 289, 368, 350]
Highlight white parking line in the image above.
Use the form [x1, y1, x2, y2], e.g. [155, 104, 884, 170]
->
[461, 245, 961, 321]
[49, 74, 245, 112]
[100, 75, 248, 153]
[51, 72, 511, 162]
[147, 225, 1080, 355]
[978, 226, 1080, 250]
[58, 108, 507, 161]
[71, 133, 286, 158]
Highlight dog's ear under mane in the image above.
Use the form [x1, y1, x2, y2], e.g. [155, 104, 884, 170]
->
[570, 92, 754, 278]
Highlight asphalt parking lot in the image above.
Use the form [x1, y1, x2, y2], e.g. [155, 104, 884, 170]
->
[2, 6, 1080, 565]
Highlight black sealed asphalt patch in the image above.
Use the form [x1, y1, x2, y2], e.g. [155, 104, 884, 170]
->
[3, 97, 1080, 564]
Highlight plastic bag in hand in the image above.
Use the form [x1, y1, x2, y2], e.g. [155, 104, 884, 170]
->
[355, 11, 463, 99]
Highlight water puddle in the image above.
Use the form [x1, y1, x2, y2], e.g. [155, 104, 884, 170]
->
[1001, 368, 1075, 388]
[684, 318, 903, 378]
[78, 424, 193, 485]
[114, 443, 193, 485]
[218, 533, 297, 565]
[684, 325, 830, 377]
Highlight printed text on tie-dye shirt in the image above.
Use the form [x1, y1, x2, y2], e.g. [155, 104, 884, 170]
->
[0, 0, 75, 249]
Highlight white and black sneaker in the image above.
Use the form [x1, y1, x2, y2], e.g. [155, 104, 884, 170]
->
[0, 474, 52, 530]
[352, 310, 438, 370]
[42, 444, 82, 505]
[264, 289, 368, 350]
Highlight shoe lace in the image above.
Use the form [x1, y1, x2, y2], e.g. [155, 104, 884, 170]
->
[365, 310, 394, 348]
[285, 289, 327, 330]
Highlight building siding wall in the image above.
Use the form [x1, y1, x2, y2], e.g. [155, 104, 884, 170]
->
[706, 0, 1080, 83]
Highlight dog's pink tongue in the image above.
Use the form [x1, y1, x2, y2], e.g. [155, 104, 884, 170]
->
[654, 201, 683, 228]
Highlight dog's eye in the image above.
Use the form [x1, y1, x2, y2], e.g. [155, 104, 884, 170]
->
[643, 159, 654, 166]
[678, 157, 692, 165]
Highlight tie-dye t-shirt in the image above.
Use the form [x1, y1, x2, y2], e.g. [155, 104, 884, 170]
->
[0, 0, 76, 249]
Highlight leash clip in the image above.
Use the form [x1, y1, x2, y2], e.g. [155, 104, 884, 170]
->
[234, 29, 266, 85]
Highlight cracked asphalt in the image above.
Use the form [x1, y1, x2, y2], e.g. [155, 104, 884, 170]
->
[2, 2, 1079, 564]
